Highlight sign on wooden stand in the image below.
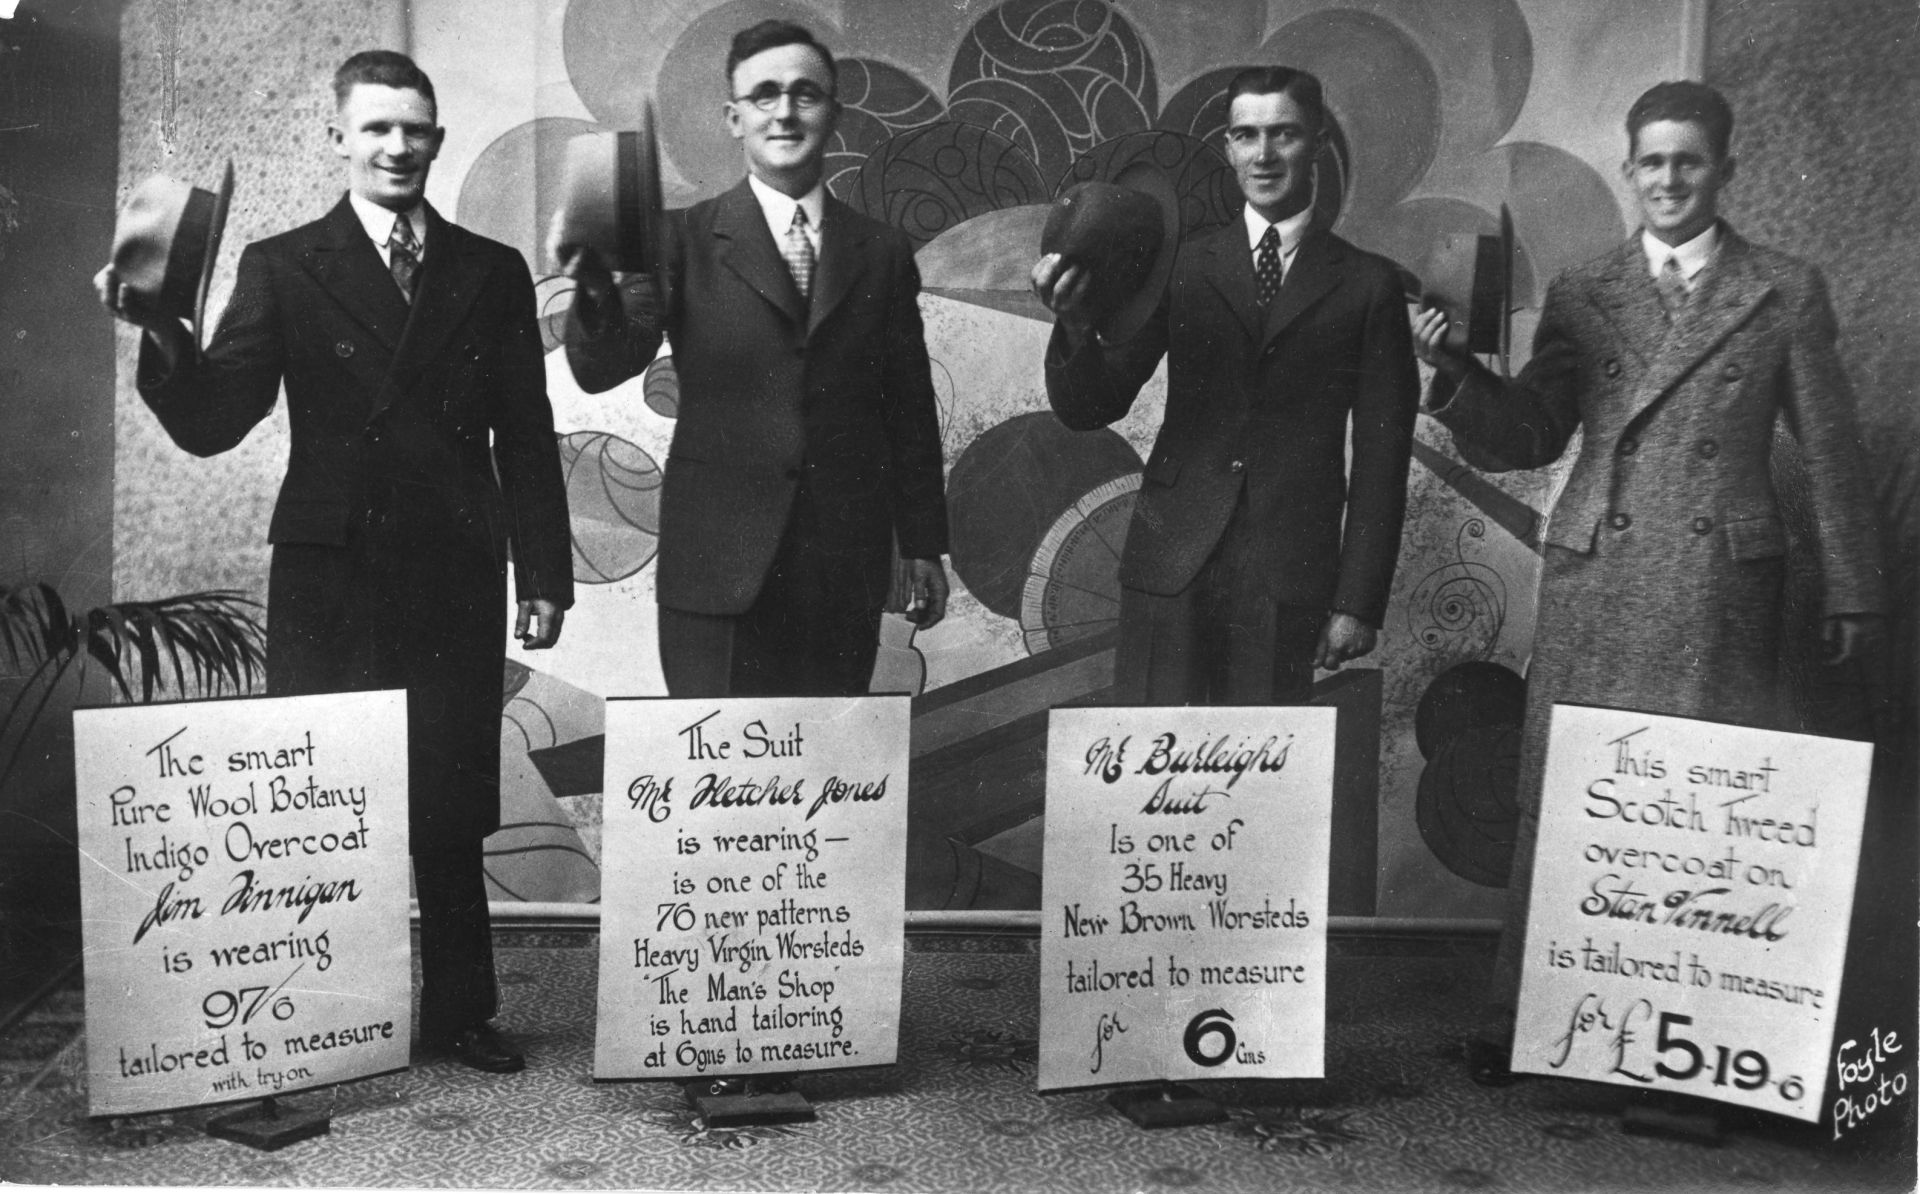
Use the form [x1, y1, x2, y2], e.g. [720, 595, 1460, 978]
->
[594, 697, 910, 1123]
[1039, 705, 1336, 1118]
[1513, 704, 1871, 1123]
[74, 691, 412, 1133]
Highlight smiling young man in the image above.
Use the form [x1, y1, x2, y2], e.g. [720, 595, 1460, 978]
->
[98, 50, 574, 1075]
[562, 20, 949, 699]
[1032, 66, 1417, 705]
[1412, 80, 1885, 1083]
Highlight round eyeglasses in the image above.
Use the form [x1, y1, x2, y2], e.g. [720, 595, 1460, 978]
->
[732, 82, 833, 112]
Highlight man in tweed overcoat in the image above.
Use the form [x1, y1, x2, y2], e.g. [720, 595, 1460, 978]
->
[1414, 81, 1886, 1081]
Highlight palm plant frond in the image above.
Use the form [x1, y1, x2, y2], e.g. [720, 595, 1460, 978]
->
[1, 583, 268, 794]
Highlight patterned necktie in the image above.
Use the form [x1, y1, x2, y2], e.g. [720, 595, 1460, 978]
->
[1254, 225, 1282, 306]
[784, 205, 815, 301]
[388, 214, 421, 303]
[1655, 254, 1690, 322]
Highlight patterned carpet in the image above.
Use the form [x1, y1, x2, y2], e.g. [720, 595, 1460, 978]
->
[1, 930, 1911, 1192]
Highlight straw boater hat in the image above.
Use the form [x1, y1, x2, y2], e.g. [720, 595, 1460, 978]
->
[109, 161, 234, 352]
[1039, 160, 1180, 344]
[551, 101, 666, 277]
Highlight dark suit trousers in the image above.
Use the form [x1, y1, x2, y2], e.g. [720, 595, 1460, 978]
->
[658, 478, 883, 698]
[413, 848, 498, 1040]
[1113, 490, 1322, 706]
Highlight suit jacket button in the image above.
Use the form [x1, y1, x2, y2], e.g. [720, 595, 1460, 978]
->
[1604, 359, 1621, 378]
[1229, 459, 1246, 473]
[335, 339, 354, 357]
[1693, 516, 1713, 534]
[1697, 438, 1719, 458]
[1722, 363, 1743, 381]
[1618, 437, 1638, 456]
[1610, 512, 1632, 531]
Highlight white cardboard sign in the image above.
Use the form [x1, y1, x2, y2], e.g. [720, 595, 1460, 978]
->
[1513, 704, 1871, 1120]
[74, 691, 412, 1116]
[1039, 705, 1335, 1090]
[594, 697, 909, 1080]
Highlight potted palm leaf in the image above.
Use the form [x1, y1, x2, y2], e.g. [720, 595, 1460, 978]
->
[0, 582, 266, 1018]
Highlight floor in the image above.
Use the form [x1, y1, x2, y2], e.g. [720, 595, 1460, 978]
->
[1, 929, 1912, 1192]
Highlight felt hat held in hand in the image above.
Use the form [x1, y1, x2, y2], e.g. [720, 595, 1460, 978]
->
[551, 102, 665, 277]
[1040, 161, 1179, 343]
[110, 161, 234, 349]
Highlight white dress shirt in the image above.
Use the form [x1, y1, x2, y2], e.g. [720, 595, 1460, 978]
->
[1244, 202, 1315, 279]
[748, 174, 824, 255]
[349, 192, 427, 267]
[1641, 221, 1719, 291]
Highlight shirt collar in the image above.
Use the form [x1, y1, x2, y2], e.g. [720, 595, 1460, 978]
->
[1244, 202, 1313, 257]
[748, 174, 825, 242]
[1641, 221, 1718, 281]
[349, 192, 427, 254]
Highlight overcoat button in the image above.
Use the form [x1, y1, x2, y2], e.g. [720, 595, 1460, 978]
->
[1604, 359, 1621, 378]
[1618, 438, 1638, 456]
[335, 340, 354, 357]
[1229, 459, 1246, 473]
[1722, 363, 1743, 381]
[1610, 512, 1632, 531]
[1697, 439, 1719, 458]
[1692, 516, 1713, 534]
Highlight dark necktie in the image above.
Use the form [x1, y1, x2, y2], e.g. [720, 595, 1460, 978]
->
[1655, 255, 1690, 322]
[1255, 225, 1283, 307]
[388, 214, 421, 303]
[783, 206, 815, 301]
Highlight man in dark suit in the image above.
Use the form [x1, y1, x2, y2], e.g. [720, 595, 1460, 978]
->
[562, 20, 949, 698]
[1413, 81, 1884, 1084]
[97, 51, 573, 1074]
[1033, 67, 1417, 704]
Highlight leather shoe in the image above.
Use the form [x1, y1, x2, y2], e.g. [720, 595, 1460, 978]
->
[427, 1022, 525, 1074]
[1464, 1036, 1520, 1087]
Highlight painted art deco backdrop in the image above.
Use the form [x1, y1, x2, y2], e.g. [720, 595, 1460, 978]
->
[115, 0, 1706, 919]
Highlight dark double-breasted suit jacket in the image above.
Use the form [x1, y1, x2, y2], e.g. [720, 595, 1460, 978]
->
[1046, 219, 1419, 679]
[566, 179, 948, 635]
[138, 198, 575, 851]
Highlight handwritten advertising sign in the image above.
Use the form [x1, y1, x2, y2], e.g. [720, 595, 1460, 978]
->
[73, 692, 412, 1117]
[1039, 706, 1335, 1091]
[1513, 705, 1871, 1120]
[594, 697, 909, 1080]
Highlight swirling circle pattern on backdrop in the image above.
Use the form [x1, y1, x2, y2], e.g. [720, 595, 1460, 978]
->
[826, 59, 948, 201]
[456, 116, 603, 278]
[558, 430, 663, 584]
[852, 122, 1046, 247]
[946, 0, 1156, 190]
[1405, 519, 1509, 660]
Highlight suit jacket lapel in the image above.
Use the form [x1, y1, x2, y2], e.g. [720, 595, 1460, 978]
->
[1259, 228, 1341, 352]
[808, 197, 872, 337]
[1589, 239, 1665, 368]
[300, 197, 410, 353]
[714, 180, 807, 327]
[380, 204, 488, 412]
[1200, 224, 1263, 343]
[1625, 229, 1773, 427]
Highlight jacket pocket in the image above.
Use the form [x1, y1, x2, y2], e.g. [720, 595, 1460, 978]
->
[1543, 515, 1598, 555]
[267, 501, 351, 546]
[1723, 511, 1787, 561]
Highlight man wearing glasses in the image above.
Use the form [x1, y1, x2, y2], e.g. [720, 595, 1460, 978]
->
[563, 19, 949, 698]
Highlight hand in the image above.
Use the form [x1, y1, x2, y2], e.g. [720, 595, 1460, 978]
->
[1314, 611, 1377, 671]
[903, 557, 949, 631]
[515, 599, 565, 650]
[1822, 613, 1883, 666]
[1030, 252, 1098, 345]
[1411, 305, 1471, 382]
[95, 264, 191, 365]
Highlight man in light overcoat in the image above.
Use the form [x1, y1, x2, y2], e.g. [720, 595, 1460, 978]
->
[1414, 80, 1885, 1083]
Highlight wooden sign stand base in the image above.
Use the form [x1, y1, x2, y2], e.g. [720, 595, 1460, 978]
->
[205, 1096, 331, 1150]
[1621, 1098, 1723, 1147]
[1107, 1081, 1227, 1129]
[683, 1075, 816, 1127]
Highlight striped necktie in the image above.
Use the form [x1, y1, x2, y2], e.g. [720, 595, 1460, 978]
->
[388, 214, 421, 303]
[784, 206, 815, 301]
[1655, 255, 1691, 321]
